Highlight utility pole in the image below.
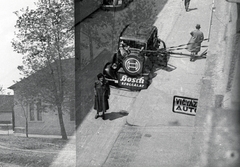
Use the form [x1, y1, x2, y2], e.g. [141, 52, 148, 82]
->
[207, 0, 215, 42]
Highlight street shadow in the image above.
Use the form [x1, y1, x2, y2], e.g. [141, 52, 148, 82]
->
[191, 50, 207, 62]
[153, 64, 177, 72]
[148, 72, 157, 86]
[168, 120, 181, 126]
[163, 64, 177, 72]
[191, 55, 207, 62]
[104, 110, 129, 121]
[75, 0, 169, 128]
[147, 63, 177, 85]
[188, 8, 198, 12]
[76, 49, 113, 127]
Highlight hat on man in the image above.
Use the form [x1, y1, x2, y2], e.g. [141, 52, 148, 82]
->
[196, 24, 201, 29]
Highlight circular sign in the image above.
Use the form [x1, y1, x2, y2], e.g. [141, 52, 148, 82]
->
[122, 55, 143, 76]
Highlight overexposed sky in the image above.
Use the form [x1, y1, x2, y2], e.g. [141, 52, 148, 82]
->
[0, 1, 38, 94]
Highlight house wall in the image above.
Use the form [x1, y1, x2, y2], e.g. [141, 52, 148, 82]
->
[14, 93, 75, 136]
[0, 112, 12, 123]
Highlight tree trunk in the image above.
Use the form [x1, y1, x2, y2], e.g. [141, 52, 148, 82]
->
[25, 119, 28, 138]
[57, 104, 68, 139]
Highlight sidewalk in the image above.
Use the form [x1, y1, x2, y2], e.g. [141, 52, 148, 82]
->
[188, 1, 240, 166]
[123, 0, 212, 166]
[127, 0, 211, 127]
[76, 0, 237, 166]
[76, 88, 139, 166]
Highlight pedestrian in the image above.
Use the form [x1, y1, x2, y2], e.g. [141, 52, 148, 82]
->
[183, 0, 191, 12]
[94, 73, 110, 120]
[186, 24, 204, 61]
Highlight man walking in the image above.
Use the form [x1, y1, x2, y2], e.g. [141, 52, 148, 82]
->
[183, 0, 191, 12]
[187, 24, 204, 61]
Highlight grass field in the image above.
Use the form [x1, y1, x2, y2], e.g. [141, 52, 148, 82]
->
[0, 134, 75, 167]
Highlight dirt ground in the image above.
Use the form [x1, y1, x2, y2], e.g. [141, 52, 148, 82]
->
[0, 135, 75, 167]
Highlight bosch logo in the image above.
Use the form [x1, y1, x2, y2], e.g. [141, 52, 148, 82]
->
[124, 57, 141, 73]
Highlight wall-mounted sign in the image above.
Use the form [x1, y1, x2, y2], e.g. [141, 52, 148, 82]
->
[172, 96, 198, 116]
[118, 73, 148, 90]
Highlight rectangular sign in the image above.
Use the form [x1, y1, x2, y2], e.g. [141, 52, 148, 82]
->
[172, 96, 198, 116]
[118, 73, 148, 90]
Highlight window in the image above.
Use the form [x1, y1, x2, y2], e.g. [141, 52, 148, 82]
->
[29, 102, 35, 121]
[121, 40, 145, 50]
[36, 100, 42, 121]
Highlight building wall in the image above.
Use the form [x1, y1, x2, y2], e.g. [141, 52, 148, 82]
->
[189, 1, 240, 166]
[0, 112, 12, 123]
[13, 91, 75, 136]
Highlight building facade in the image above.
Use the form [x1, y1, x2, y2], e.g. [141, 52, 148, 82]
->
[9, 59, 75, 136]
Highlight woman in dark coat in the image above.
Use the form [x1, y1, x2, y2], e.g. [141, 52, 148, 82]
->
[94, 73, 110, 119]
[187, 24, 204, 61]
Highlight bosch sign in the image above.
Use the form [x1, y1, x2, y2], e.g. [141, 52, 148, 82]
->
[122, 55, 143, 76]
[118, 73, 148, 90]
[124, 57, 141, 73]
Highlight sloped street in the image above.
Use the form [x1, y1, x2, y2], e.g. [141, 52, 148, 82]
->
[76, 0, 240, 167]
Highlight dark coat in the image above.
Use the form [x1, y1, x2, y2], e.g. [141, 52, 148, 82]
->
[94, 80, 110, 112]
[187, 29, 204, 53]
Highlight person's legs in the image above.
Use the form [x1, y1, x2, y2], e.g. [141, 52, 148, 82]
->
[95, 110, 99, 119]
[190, 52, 195, 61]
[102, 111, 105, 120]
[185, 1, 190, 12]
[102, 102, 107, 120]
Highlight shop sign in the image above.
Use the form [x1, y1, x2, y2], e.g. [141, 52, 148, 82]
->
[172, 96, 198, 116]
[118, 73, 148, 90]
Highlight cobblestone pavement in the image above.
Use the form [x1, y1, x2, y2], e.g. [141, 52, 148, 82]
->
[76, 88, 139, 167]
[102, 125, 142, 167]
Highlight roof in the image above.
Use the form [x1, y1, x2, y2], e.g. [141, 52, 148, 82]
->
[120, 25, 157, 43]
[0, 95, 14, 112]
[8, 58, 74, 90]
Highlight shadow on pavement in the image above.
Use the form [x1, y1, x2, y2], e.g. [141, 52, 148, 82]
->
[104, 110, 129, 121]
[191, 55, 207, 62]
[164, 64, 177, 72]
[76, 49, 113, 128]
[75, 0, 169, 128]
[188, 8, 198, 12]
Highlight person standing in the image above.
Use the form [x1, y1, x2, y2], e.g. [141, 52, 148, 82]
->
[187, 24, 204, 61]
[183, 0, 191, 12]
[94, 73, 110, 120]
